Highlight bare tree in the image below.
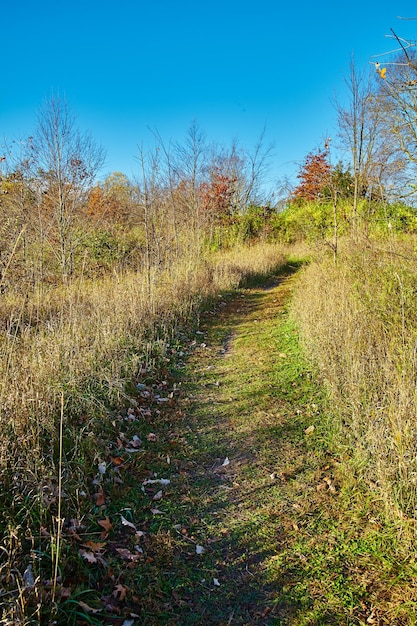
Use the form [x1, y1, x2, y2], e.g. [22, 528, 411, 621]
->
[0, 137, 54, 286]
[172, 121, 208, 251]
[240, 128, 274, 209]
[334, 60, 385, 230]
[369, 25, 417, 201]
[33, 96, 105, 279]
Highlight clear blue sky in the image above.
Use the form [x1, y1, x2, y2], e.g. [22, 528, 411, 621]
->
[2, 0, 417, 193]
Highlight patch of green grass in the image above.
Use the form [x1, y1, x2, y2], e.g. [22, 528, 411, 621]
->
[133, 267, 416, 625]
[11, 259, 417, 624]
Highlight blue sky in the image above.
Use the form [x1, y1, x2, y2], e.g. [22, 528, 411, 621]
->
[2, 1, 417, 193]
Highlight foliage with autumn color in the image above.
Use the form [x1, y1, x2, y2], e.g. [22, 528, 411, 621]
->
[291, 147, 332, 202]
[199, 169, 238, 225]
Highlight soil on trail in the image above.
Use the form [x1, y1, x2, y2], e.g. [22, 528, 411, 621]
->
[154, 271, 338, 626]
[76, 268, 405, 626]
[64, 267, 412, 626]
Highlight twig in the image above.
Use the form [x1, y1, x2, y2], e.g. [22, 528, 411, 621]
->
[390, 28, 413, 64]
[52, 393, 65, 606]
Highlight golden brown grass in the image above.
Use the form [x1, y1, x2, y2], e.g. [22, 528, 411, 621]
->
[0, 240, 289, 623]
[291, 236, 417, 541]
[0, 240, 287, 485]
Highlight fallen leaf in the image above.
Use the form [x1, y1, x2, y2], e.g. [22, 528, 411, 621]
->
[78, 600, 101, 614]
[151, 508, 164, 515]
[147, 432, 158, 442]
[79, 550, 98, 564]
[221, 457, 230, 467]
[143, 478, 170, 486]
[112, 583, 128, 601]
[111, 456, 125, 466]
[304, 425, 315, 435]
[196, 545, 205, 555]
[82, 541, 106, 553]
[127, 435, 142, 448]
[213, 578, 220, 587]
[153, 490, 163, 501]
[115, 548, 142, 562]
[120, 515, 137, 530]
[97, 517, 113, 538]
[94, 488, 106, 506]
[98, 462, 107, 474]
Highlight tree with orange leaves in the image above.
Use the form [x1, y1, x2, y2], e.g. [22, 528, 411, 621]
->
[291, 148, 332, 202]
[199, 169, 238, 225]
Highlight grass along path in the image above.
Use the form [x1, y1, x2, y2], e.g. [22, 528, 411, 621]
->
[141, 267, 416, 626]
[55, 265, 416, 625]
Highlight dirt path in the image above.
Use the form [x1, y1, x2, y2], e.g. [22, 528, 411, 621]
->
[149, 271, 340, 625]
[102, 268, 395, 626]
[8, 267, 413, 624]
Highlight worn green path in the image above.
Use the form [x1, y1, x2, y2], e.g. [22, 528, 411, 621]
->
[131, 269, 407, 626]
[150, 271, 358, 626]
[178, 273, 324, 625]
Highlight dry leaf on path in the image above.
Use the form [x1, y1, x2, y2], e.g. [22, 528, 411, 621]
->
[97, 517, 113, 538]
[143, 478, 170, 486]
[82, 541, 106, 553]
[78, 600, 101, 614]
[79, 550, 98, 564]
[112, 583, 128, 601]
[120, 515, 137, 530]
[94, 488, 106, 506]
[115, 548, 142, 562]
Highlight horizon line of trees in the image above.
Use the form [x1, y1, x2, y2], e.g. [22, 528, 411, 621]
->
[282, 37, 417, 245]
[0, 99, 277, 287]
[3, 28, 417, 285]
[291, 37, 417, 208]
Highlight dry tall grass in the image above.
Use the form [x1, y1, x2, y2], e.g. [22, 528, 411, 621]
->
[0, 240, 287, 489]
[0, 241, 288, 622]
[291, 237, 417, 538]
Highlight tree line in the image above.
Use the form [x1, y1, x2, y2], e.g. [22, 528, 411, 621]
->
[0, 99, 273, 288]
[3, 33, 417, 287]
[279, 42, 417, 247]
